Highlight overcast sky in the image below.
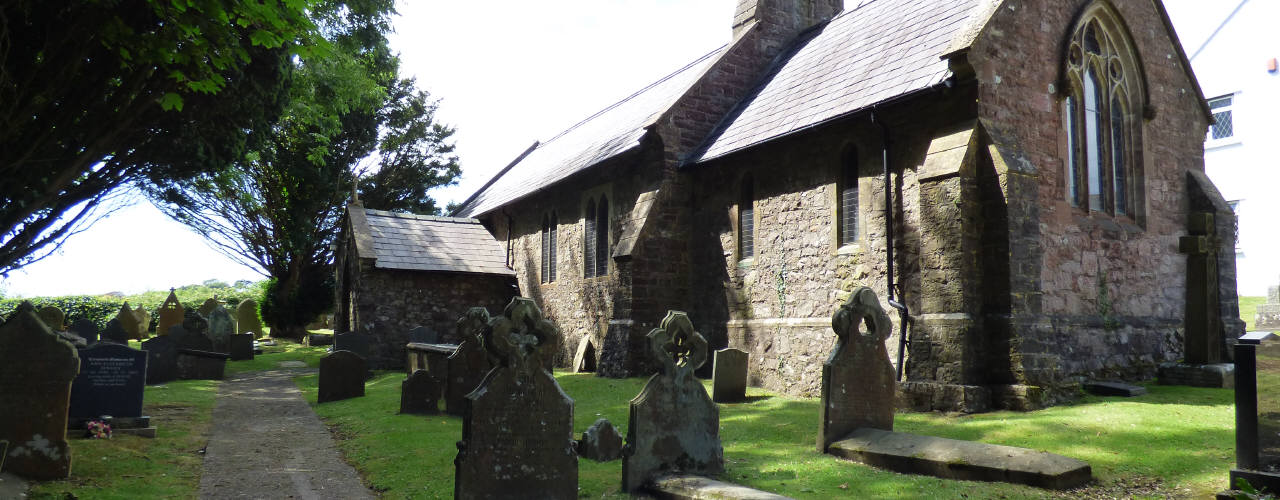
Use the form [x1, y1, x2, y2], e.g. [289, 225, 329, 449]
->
[0, 0, 1230, 298]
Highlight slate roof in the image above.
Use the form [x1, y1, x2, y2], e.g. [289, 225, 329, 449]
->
[690, 0, 985, 163]
[454, 46, 729, 217]
[358, 208, 514, 276]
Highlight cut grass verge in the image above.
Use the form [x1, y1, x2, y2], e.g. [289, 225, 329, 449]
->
[225, 339, 327, 374]
[296, 371, 1232, 499]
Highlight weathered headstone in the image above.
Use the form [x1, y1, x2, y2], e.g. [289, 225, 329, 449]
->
[712, 348, 749, 403]
[197, 298, 220, 318]
[399, 369, 441, 415]
[169, 324, 213, 351]
[578, 418, 624, 462]
[155, 289, 184, 337]
[0, 302, 79, 480]
[819, 287, 895, 453]
[621, 310, 723, 492]
[455, 297, 576, 499]
[445, 307, 493, 416]
[69, 343, 148, 422]
[1180, 212, 1225, 365]
[182, 309, 210, 338]
[236, 298, 264, 338]
[69, 319, 98, 345]
[37, 305, 65, 331]
[408, 325, 437, 344]
[229, 333, 254, 361]
[141, 335, 179, 384]
[100, 318, 130, 344]
[334, 331, 370, 359]
[1257, 285, 1280, 330]
[134, 305, 151, 336]
[207, 305, 235, 353]
[116, 302, 143, 340]
[318, 350, 366, 403]
[177, 348, 229, 380]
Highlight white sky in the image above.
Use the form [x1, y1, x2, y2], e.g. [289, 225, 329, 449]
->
[0, 0, 1234, 298]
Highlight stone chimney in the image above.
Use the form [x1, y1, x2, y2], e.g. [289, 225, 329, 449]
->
[733, 0, 843, 50]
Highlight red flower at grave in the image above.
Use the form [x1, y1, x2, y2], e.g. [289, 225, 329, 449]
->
[86, 420, 112, 439]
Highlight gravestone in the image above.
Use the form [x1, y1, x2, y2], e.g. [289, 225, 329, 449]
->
[182, 309, 210, 338]
[399, 369, 441, 415]
[207, 305, 235, 353]
[155, 289, 184, 337]
[134, 305, 151, 336]
[38, 305, 65, 331]
[116, 302, 143, 340]
[334, 331, 370, 359]
[169, 325, 213, 351]
[197, 298, 220, 317]
[578, 418, 624, 462]
[1257, 285, 1280, 330]
[445, 307, 493, 416]
[141, 335, 179, 384]
[819, 287, 895, 453]
[408, 325, 437, 344]
[69, 343, 148, 422]
[69, 319, 98, 345]
[455, 297, 576, 499]
[236, 298, 264, 338]
[621, 311, 722, 492]
[1180, 212, 1225, 365]
[177, 349, 229, 380]
[0, 302, 79, 480]
[712, 348, 749, 403]
[318, 350, 366, 403]
[100, 318, 130, 344]
[229, 333, 254, 361]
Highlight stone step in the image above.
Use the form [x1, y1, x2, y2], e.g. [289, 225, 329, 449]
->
[647, 474, 792, 500]
[1083, 381, 1148, 397]
[827, 428, 1091, 490]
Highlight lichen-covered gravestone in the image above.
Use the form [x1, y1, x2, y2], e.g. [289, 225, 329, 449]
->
[578, 418, 624, 462]
[621, 311, 723, 492]
[155, 289, 184, 337]
[445, 307, 494, 416]
[37, 305, 65, 331]
[236, 298, 263, 338]
[116, 302, 143, 340]
[819, 287, 895, 452]
[712, 348, 749, 403]
[100, 318, 130, 344]
[399, 369, 441, 415]
[318, 350, 366, 403]
[0, 302, 80, 480]
[182, 309, 210, 339]
[134, 305, 151, 336]
[455, 297, 577, 499]
[69, 318, 98, 345]
[141, 335, 179, 384]
[207, 304, 235, 353]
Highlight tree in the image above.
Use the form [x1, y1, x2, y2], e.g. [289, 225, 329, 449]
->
[0, 0, 319, 276]
[149, 0, 461, 339]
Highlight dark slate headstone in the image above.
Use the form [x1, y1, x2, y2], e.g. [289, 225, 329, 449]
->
[399, 369, 441, 415]
[141, 335, 179, 385]
[319, 350, 366, 403]
[455, 297, 576, 499]
[177, 349, 229, 380]
[819, 287, 895, 453]
[408, 325, 437, 344]
[69, 342, 148, 420]
[229, 333, 254, 361]
[445, 308, 493, 416]
[207, 305, 235, 353]
[578, 418, 624, 462]
[100, 318, 130, 344]
[712, 348, 749, 403]
[1083, 381, 1147, 397]
[0, 302, 79, 480]
[334, 331, 370, 360]
[69, 319, 98, 344]
[621, 311, 723, 492]
[170, 325, 214, 351]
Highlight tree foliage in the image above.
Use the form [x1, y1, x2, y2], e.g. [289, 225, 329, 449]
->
[0, 0, 318, 276]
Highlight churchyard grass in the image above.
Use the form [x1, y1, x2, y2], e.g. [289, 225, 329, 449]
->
[1241, 295, 1266, 331]
[296, 371, 1232, 499]
[25, 379, 219, 500]
[225, 340, 327, 374]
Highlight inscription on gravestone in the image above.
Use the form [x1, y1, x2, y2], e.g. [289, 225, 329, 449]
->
[712, 348, 748, 403]
[69, 343, 148, 420]
[819, 287, 895, 453]
[445, 307, 493, 416]
[455, 297, 576, 499]
[621, 311, 723, 492]
[0, 302, 79, 480]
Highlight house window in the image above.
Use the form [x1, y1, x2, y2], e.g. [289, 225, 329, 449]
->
[583, 196, 609, 278]
[839, 146, 859, 246]
[1062, 4, 1144, 218]
[541, 211, 557, 283]
[1208, 94, 1235, 141]
[738, 173, 754, 260]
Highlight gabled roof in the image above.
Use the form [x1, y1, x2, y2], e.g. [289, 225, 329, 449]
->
[353, 207, 514, 276]
[689, 0, 985, 163]
[454, 46, 730, 217]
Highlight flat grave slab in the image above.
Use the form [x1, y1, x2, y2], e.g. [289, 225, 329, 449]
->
[648, 474, 792, 500]
[1083, 381, 1147, 397]
[1158, 362, 1234, 388]
[827, 428, 1091, 490]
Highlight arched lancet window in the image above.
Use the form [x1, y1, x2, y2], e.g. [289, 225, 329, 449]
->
[584, 199, 597, 278]
[738, 173, 754, 260]
[540, 211, 557, 283]
[1061, 3, 1144, 219]
[839, 146, 859, 246]
[594, 196, 608, 277]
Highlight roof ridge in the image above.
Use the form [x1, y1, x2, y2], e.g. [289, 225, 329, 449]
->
[364, 208, 480, 224]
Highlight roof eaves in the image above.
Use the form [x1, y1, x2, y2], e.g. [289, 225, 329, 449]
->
[452, 141, 540, 218]
[348, 203, 377, 261]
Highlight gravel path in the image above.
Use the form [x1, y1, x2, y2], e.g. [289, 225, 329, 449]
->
[198, 368, 375, 500]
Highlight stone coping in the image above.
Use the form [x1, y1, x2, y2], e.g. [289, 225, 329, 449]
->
[827, 428, 1091, 490]
[405, 342, 459, 355]
[647, 474, 793, 500]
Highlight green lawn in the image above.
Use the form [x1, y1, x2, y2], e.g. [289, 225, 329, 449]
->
[297, 371, 1234, 499]
[1242, 296, 1267, 331]
[225, 338, 328, 374]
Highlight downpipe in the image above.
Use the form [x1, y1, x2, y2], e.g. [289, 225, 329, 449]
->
[872, 109, 912, 381]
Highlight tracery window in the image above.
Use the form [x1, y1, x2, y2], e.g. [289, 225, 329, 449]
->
[1062, 4, 1144, 218]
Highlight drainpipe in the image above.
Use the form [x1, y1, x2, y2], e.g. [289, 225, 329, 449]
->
[871, 109, 911, 381]
[502, 208, 514, 268]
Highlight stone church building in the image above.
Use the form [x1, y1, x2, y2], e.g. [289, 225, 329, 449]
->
[454, 0, 1243, 411]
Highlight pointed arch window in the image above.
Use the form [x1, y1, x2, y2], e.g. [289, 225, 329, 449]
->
[1061, 5, 1144, 220]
